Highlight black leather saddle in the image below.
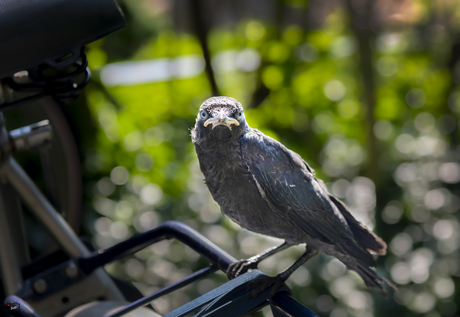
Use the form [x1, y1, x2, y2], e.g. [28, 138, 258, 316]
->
[0, 0, 125, 79]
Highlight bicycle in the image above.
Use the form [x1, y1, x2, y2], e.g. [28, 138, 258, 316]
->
[0, 1, 318, 316]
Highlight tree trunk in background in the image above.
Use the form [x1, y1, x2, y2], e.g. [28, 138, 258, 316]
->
[345, 0, 379, 184]
[190, 0, 220, 96]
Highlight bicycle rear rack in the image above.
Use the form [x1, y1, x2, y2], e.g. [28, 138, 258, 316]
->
[9, 221, 318, 317]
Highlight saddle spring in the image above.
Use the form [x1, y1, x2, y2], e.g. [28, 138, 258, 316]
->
[3, 46, 90, 105]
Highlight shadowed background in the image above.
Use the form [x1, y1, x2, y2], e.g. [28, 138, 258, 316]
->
[23, 0, 460, 316]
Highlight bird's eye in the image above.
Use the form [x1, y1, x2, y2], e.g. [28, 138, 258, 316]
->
[235, 111, 243, 120]
[200, 110, 208, 119]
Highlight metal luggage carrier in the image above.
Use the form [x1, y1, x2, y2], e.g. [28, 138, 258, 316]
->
[8, 221, 319, 317]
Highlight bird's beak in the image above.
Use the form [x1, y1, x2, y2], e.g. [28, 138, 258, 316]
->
[204, 111, 240, 130]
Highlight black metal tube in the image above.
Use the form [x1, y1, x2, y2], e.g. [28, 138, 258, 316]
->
[78, 221, 236, 274]
[270, 292, 319, 317]
[107, 265, 218, 317]
[1, 156, 88, 258]
[38, 97, 83, 234]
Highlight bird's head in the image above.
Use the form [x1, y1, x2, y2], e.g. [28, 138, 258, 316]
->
[192, 96, 247, 145]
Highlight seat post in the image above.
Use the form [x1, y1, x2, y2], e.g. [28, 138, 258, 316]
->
[0, 112, 26, 295]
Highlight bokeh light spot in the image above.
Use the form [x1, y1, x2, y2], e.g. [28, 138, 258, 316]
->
[406, 88, 426, 108]
[424, 189, 447, 210]
[312, 111, 335, 134]
[438, 162, 460, 184]
[377, 56, 398, 77]
[337, 99, 358, 118]
[262, 65, 284, 89]
[331, 179, 350, 199]
[329, 276, 356, 298]
[433, 277, 455, 298]
[140, 184, 163, 205]
[133, 211, 160, 233]
[110, 221, 128, 240]
[110, 166, 129, 185]
[345, 291, 367, 310]
[414, 112, 435, 132]
[123, 130, 143, 151]
[245, 21, 265, 41]
[390, 233, 413, 256]
[97, 177, 115, 196]
[135, 153, 154, 172]
[130, 175, 149, 194]
[395, 134, 415, 154]
[327, 259, 346, 277]
[411, 205, 431, 223]
[410, 292, 435, 313]
[323, 80, 346, 101]
[145, 127, 164, 146]
[391, 262, 411, 284]
[267, 41, 290, 63]
[433, 219, 454, 240]
[373, 120, 394, 140]
[125, 258, 144, 279]
[316, 294, 334, 312]
[297, 43, 318, 62]
[382, 201, 403, 224]
[410, 248, 434, 284]
[291, 266, 311, 287]
[236, 48, 261, 71]
[328, 36, 357, 59]
[95, 217, 112, 235]
[115, 201, 133, 220]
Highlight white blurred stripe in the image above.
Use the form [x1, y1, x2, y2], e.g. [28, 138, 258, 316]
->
[100, 49, 261, 87]
[100, 55, 205, 87]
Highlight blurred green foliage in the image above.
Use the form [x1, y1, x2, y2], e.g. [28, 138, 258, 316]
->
[76, 1, 460, 316]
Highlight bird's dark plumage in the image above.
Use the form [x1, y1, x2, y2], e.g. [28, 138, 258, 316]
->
[191, 96, 394, 296]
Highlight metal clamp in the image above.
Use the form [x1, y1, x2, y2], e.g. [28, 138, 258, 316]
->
[0, 118, 52, 161]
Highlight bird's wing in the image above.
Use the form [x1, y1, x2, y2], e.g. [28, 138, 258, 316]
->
[240, 129, 357, 246]
[310, 176, 387, 255]
[328, 194, 387, 255]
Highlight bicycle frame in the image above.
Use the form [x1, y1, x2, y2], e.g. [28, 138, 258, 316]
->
[0, 97, 126, 317]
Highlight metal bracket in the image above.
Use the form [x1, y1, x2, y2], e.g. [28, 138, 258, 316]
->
[16, 260, 85, 302]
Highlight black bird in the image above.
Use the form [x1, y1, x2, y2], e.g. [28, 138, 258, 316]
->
[191, 96, 395, 297]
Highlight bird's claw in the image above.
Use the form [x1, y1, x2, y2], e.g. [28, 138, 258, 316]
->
[245, 274, 290, 301]
[226, 258, 259, 279]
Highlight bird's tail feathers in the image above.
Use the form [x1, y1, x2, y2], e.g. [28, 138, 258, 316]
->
[334, 253, 397, 298]
[340, 240, 376, 268]
[353, 262, 397, 298]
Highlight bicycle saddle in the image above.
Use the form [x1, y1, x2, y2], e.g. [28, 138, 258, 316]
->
[0, 0, 125, 79]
